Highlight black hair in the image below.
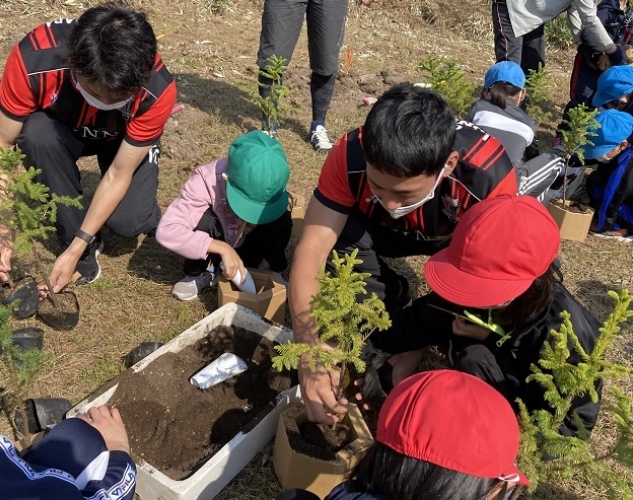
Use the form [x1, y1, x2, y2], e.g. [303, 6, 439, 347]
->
[68, 1, 156, 95]
[484, 82, 523, 110]
[491, 264, 562, 330]
[605, 91, 633, 111]
[348, 442, 509, 500]
[363, 84, 456, 178]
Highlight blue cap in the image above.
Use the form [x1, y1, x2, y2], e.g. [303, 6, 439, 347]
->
[484, 61, 525, 90]
[582, 109, 633, 159]
[592, 66, 633, 107]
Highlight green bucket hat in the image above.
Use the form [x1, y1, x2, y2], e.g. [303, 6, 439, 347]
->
[226, 131, 290, 225]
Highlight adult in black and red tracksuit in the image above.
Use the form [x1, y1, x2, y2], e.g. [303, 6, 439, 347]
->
[288, 83, 518, 425]
[0, 3, 176, 290]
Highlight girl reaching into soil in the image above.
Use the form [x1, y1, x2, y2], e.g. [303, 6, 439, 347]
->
[156, 130, 292, 301]
[369, 195, 602, 439]
[275, 370, 528, 500]
[465, 61, 564, 201]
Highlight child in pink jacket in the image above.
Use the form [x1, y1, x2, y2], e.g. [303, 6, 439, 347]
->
[156, 131, 292, 300]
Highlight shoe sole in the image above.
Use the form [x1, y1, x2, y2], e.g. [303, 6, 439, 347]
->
[171, 278, 219, 302]
[73, 241, 104, 286]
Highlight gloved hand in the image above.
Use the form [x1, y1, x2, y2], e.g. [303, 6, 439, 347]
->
[608, 46, 628, 66]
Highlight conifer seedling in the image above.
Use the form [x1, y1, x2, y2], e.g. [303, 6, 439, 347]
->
[558, 104, 599, 202]
[515, 289, 633, 499]
[0, 147, 82, 318]
[0, 302, 51, 445]
[254, 55, 295, 135]
[273, 249, 392, 413]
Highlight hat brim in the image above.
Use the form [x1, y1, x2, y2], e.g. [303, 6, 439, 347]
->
[424, 249, 534, 308]
[592, 89, 614, 107]
[582, 143, 616, 160]
[226, 182, 288, 225]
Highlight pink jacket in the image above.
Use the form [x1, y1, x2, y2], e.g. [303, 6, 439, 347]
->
[156, 159, 246, 260]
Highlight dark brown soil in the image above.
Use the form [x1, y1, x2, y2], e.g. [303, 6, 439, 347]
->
[287, 419, 352, 462]
[550, 197, 592, 214]
[36, 291, 79, 330]
[108, 325, 292, 480]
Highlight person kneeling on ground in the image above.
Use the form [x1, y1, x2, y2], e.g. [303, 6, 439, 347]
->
[156, 131, 292, 301]
[0, 3, 177, 291]
[584, 109, 633, 238]
[370, 195, 601, 438]
[276, 370, 529, 500]
[466, 61, 564, 200]
[1, 406, 136, 500]
[290, 83, 518, 425]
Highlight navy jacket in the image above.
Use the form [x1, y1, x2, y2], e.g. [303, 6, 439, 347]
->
[587, 146, 633, 232]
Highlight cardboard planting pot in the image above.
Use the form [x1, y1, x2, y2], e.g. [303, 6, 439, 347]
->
[273, 403, 373, 499]
[217, 268, 286, 324]
[547, 199, 594, 242]
[67, 303, 300, 500]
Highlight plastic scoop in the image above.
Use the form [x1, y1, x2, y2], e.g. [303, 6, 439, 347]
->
[220, 262, 256, 294]
[190, 353, 248, 389]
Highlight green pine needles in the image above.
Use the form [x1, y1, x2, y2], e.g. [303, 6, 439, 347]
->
[558, 104, 599, 201]
[517, 289, 633, 498]
[0, 302, 51, 444]
[0, 147, 82, 302]
[254, 55, 294, 134]
[525, 63, 552, 125]
[419, 55, 476, 118]
[272, 249, 392, 397]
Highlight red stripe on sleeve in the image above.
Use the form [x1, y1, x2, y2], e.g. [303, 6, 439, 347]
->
[33, 25, 53, 50]
[464, 138, 501, 170]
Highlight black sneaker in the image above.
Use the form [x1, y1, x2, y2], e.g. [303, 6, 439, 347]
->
[74, 235, 104, 286]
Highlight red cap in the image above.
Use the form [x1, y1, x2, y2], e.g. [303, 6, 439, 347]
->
[377, 370, 529, 486]
[424, 195, 560, 307]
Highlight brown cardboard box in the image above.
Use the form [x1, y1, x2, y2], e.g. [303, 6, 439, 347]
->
[273, 403, 373, 499]
[217, 269, 286, 324]
[547, 199, 594, 242]
[290, 193, 306, 239]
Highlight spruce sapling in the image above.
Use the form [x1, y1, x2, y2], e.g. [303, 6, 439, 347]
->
[558, 104, 599, 202]
[273, 249, 392, 407]
[0, 303, 51, 445]
[419, 55, 476, 118]
[0, 148, 82, 308]
[516, 289, 633, 498]
[254, 55, 294, 135]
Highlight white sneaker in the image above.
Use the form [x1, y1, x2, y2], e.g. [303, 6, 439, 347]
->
[171, 271, 219, 301]
[310, 125, 334, 152]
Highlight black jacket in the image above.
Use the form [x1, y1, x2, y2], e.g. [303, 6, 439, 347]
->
[371, 282, 602, 437]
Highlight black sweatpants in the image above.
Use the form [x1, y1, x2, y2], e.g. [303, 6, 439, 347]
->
[329, 213, 448, 310]
[257, 0, 348, 122]
[493, 0, 546, 75]
[183, 207, 292, 276]
[15, 111, 161, 248]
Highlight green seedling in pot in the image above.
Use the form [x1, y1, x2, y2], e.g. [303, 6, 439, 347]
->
[427, 304, 512, 347]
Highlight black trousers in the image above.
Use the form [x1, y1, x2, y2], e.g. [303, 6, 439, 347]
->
[493, 0, 546, 75]
[15, 111, 161, 248]
[183, 207, 292, 276]
[328, 213, 448, 310]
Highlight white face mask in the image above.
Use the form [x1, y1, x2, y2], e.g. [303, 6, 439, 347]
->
[73, 75, 132, 111]
[376, 166, 447, 219]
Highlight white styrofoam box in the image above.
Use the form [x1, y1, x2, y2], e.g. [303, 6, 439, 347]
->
[68, 303, 301, 500]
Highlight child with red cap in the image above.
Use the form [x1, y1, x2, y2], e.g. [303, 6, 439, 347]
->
[369, 195, 602, 438]
[276, 370, 528, 500]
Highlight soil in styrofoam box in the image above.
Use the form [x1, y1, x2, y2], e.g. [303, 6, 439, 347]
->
[108, 325, 293, 480]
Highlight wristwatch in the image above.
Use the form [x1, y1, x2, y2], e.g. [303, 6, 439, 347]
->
[75, 228, 96, 246]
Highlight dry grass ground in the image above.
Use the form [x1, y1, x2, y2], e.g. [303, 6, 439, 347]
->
[0, 0, 632, 499]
